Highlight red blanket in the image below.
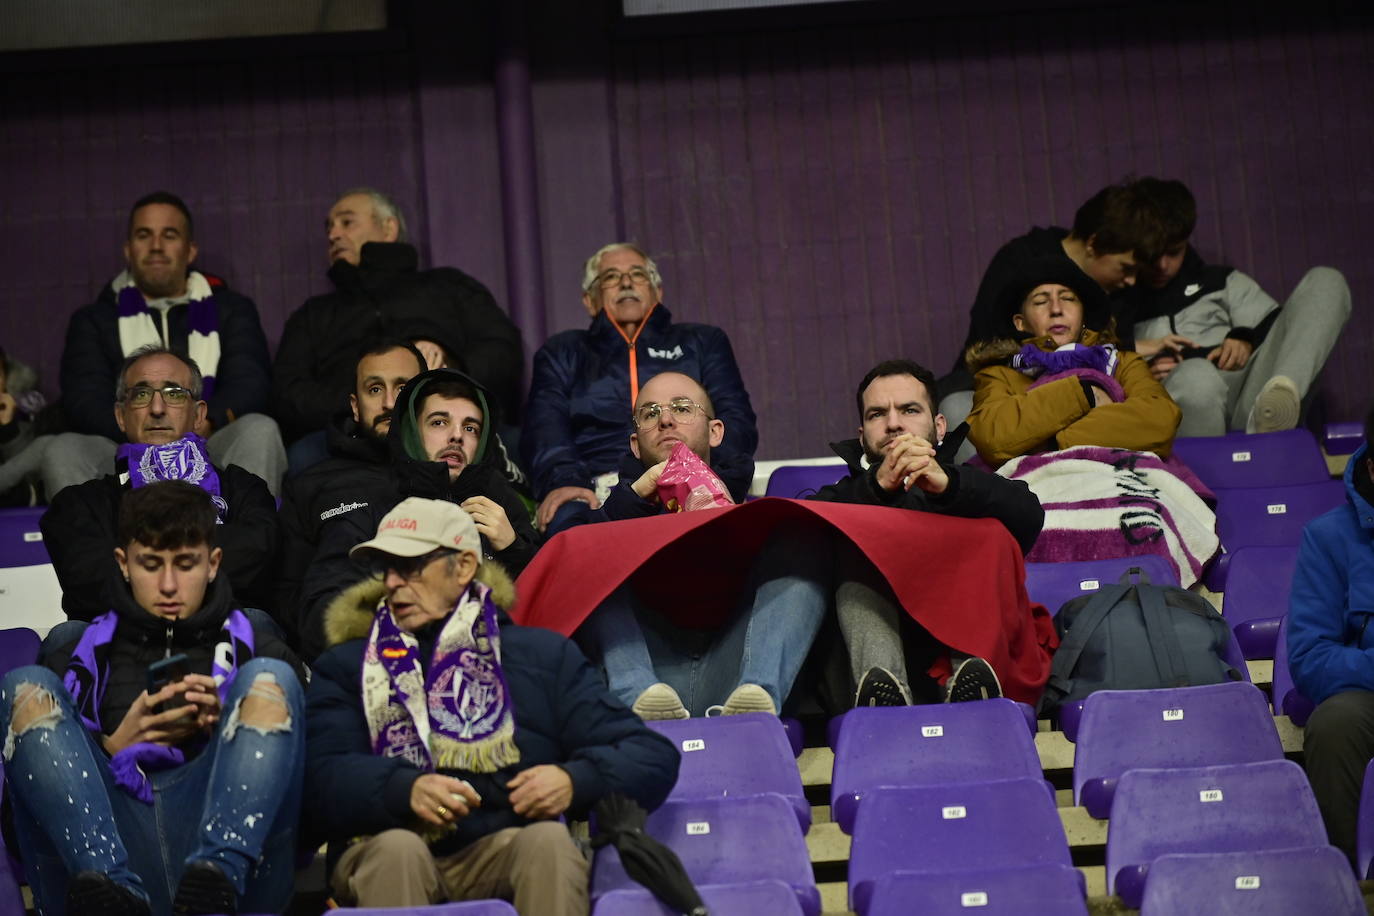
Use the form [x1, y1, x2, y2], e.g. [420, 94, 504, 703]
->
[511, 498, 1057, 705]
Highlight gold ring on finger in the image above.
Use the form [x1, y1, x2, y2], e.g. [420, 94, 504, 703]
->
[435, 805, 449, 817]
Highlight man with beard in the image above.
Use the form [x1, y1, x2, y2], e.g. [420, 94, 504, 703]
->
[296, 368, 539, 660]
[809, 359, 1045, 706]
[275, 339, 426, 637]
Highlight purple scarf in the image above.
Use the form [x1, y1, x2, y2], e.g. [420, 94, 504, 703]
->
[116, 433, 227, 520]
[361, 580, 520, 774]
[1012, 342, 1119, 378]
[115, 272, 220, 401]
[63, 609, 255, 803]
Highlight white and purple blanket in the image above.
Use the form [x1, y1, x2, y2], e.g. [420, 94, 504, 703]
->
[997, 446, 1220, 587]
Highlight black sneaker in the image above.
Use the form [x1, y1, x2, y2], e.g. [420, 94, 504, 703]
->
[172, 860, 238, 915]
[945, 657, 1002, 703]
[855, 666, 910, 707]
[66, 870, 151, 916]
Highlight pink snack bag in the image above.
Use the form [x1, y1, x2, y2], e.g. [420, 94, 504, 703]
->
[656, 440, 735, 512]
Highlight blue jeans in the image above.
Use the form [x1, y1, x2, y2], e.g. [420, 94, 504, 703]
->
[0, 657, 305, 916]
[577, 528, 831, 714]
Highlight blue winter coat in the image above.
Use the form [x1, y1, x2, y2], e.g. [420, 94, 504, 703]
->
[303, 569, 679, 861]
[1288, 442, 1374, 704]
[521, 305, 758, 502]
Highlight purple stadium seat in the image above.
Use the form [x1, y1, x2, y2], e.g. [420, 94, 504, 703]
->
[1139, 847, 1363, 916]
[1206, 480, 1345, 589]
[591, 793, 819, 916]
[1357, 759, 1374, 880]
[593, 879, 804, 915]
[647, 713, 809, 830]
[0, 627, 40, 677]
[762, 464, 847, 498]
[1024, 556, 1179, 618]
[1270, 615, 1314, 726]
[1106, 760, 1327, 909]
[1057, 630, 1250, 743]
[1324, 421, 1364, 456]
[829, 700, 1044, 835]
[847, 779, 1071, 915]
[864, 864, 1088, 916]
[1220, 546, 1298, 658]
[0, 507, 49, 567]
[337, 903, 519, 914]
[1172, 429, 1329, 490]
[1073, 683, 1283, 818]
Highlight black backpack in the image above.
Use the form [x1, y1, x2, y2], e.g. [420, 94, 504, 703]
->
[1038, 567, 1243, 717]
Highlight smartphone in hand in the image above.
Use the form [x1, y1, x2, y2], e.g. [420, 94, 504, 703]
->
[146, 653, 191, 713]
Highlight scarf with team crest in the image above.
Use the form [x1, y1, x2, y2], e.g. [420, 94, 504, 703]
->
[116, 433, 227, 521]
[361, 579, 519, 774]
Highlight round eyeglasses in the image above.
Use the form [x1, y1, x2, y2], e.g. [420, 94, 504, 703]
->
[632, 398, 710, 430]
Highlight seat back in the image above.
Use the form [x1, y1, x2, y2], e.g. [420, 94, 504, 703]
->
[1106, 760, 1326, 909]
[0, 628, 40, 679]
[1073, 683, 1283, 818]
[590, 793, 819, 916]
[829, 700, 1043, 834]
[647, 713, 809, 830]
[1024, 556, 1179, 618]
[848, 779, 1070, 915]
[865, 864, 1087, 916]
[1172, 429, 1330, 489]
[1221, 546, 1298, 658]
[763, 464, 847, 498]
[592, 879, 804, 916]
[0, 508, 49, 568]
[1138, 847, 1363, 916]
[339, 903, 520, 914]
[1270, 615, 1314, 726]
[1213, 481, 1345, 551]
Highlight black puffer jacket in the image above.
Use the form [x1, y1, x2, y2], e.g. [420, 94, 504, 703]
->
[42, 461, 279, 622]
[810, 438, 1045, 556]
[270, 243, 523, 442]
[42, 572, 305, 741]
[296, 369, 539, 660]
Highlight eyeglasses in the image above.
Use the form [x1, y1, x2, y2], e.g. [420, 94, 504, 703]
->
[632, 398, 710, 430]
[596, 267, 653, 289]
[370, 547, 455, 580]
[122, 384, 194, 408]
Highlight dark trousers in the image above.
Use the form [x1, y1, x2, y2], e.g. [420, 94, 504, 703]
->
[1303, 689, 1374, 866]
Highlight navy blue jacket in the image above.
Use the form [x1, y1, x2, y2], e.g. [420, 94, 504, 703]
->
[304, 586, 679, 860]
[61, 273, 272, 438]
[1288, 443, 1374, 704]
[522, 306, 757, 502]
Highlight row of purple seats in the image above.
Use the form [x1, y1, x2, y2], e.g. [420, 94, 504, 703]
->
[1206, 479, 1343, 590]
[1138, 847, 1363, 915]
[594, 879, 803, 915]
[1172, 429, 1330, 491]
[590, 792, 819, 915]
[337, 904, 518, 914]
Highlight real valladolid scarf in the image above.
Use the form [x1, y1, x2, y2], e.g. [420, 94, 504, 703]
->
[362, 579, 520, 775]
[116, 434, 228, 521]
[114, 269, 221, 400]
[62, 609, 256, 803]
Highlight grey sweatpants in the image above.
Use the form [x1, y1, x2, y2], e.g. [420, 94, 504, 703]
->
[1164, 266, 1351, 437]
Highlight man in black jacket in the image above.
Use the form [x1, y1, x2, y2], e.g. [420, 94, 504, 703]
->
[304, 497, 676, 913]
[3, 481, 305, 916]
[271, 188, 523, 448]
[276, 339, 426, 636]
[50, 191, 286, 496]
[42, 346, 280, 622]
[811, 358, 1045, 705]
[296, 367, 539, 660]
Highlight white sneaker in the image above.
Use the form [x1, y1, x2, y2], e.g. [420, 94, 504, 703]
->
[709, 683, 777, 716]
[631, 683, 690, 720]
[1246, 375, 1300, 434]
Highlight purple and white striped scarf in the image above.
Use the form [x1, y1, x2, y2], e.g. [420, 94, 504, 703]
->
[114, 270, 220, 401]
[1012, 342, 1118, 379]
[116, 433, 227, 521]
[361, 580, 520, 774]
[63, 608, 255, 803]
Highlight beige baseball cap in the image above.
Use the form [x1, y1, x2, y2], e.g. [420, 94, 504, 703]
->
[349, 497, 481, 562]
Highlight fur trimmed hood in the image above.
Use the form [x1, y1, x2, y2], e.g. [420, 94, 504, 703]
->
[321, 560, 518, 649]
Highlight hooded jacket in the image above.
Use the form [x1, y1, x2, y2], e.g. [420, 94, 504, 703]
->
[295, 368, 539, 660]
[270, 242, 523, 443]
[1126, 246, 1280, 352]
[810, 438, 1044, 556]
[303, 563, 678, 864]
[42, 571, 304, 740]
[61, 272, 272, 438]
[1287, 443, 1374, 705]
[521, 305, 757, 503]
[42, 460, 279, 622]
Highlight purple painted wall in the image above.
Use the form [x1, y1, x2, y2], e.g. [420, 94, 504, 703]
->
[2, 4, 1370, 460]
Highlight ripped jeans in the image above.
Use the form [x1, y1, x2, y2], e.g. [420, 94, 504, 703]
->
[0, 657, 304, 916]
